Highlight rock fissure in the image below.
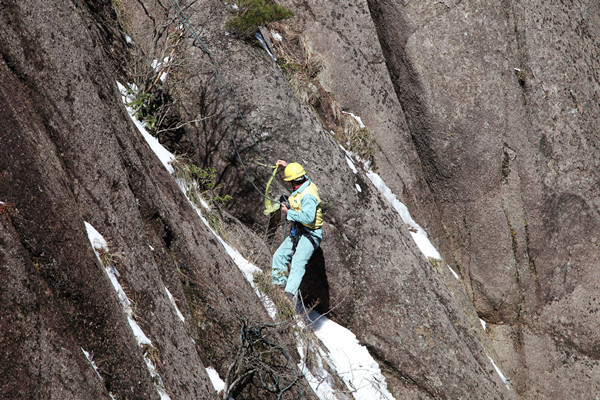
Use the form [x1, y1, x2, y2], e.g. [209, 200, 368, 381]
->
[366, 0, 451, 191]
[522, 220, 542, 313]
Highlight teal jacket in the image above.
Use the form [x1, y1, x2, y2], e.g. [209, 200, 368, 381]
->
[286, 179, 323, 240]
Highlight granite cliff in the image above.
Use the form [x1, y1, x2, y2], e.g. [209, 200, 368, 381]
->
[1, 0, 599, 399]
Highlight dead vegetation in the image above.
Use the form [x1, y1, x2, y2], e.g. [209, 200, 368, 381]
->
[269, 22, 375, 166]
[222, 320, 307, 399]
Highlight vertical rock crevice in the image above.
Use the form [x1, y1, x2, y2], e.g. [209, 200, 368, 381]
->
[365, 0, 449, 185]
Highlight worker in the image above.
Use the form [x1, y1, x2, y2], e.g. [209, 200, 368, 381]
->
[271, 160, 323, 303]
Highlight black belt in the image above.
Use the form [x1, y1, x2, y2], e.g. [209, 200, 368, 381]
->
[291, 222, 319, 253]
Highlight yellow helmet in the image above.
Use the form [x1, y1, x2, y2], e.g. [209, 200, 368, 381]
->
[283, 162, 306, 181]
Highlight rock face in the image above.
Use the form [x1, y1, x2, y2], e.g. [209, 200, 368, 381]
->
[148, 0, 513, 397]
[0, 1, 314, 399]
[366, 0, 600, 398]
[2, 0, 599, 399]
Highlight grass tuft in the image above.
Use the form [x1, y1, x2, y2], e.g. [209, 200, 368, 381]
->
[226, 0, 295, 38]
[254, 269, 296, 321]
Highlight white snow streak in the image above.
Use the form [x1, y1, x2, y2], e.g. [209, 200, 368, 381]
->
[206, 367, 235, 399]
[86, 222, 151, 345]
[165, 287, 185, 322]
[84, 221, 170, 400]
[296, 340, 338, 400]
[300, 370, 337, 400]
[447, 265, 460, 280]
[206, 366, 224, 392]
[345, 153, 358, 174]
[117, 82, 175, 173]
[342, 111, 365, 128]
[183, 188, 279, 319]
[339, 138, 442, 261]
[81, 348, 103, 381]
[364, 171, 440, 259]
[271, 31, 282, 41]
[341, 150, 513, 392]
[85, 222, 108, 250]
[488, 355, 509, 386]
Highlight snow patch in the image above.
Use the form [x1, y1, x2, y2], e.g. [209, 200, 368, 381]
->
[206, 367, 235, 399]
[480, 318, 487, 331]
[345, 154, 358, 174]
[342, 111, 365, 128]
[296, 343, 338, 400]
[409, 230, 441, 260]
[448, 265, 460, 280]
[355, 183, 362, 193]
[151, 57, 171, 82]
[199, 196, 211, 210]
[117, 81, 175, 173]
[488, 355, 509, 386]
[172, 176, 279, 319]
[85, 222, 148, 343]
[339, 144, 442, 261]
[81, 348, 103, 381]
[365, 170, 441, 260]
[165, 287, 185, 322]
[85, 222, 108, 251]
[144, 359, 171, 400]
[271, 30, 282, 41]
[206, 366, 225, 392]
[306, 311, 395, 400]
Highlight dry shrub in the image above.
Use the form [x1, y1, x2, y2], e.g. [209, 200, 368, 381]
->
[269, 23, 376, 166]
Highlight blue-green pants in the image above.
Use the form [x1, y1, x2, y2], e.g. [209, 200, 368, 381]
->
[272, 235, 320, 296]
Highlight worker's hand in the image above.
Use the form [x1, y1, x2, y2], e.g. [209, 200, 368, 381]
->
[276, 160, 288, 168]
[281, 203, 288, 215]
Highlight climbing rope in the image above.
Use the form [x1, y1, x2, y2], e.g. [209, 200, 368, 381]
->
[166, 0, 286, 204]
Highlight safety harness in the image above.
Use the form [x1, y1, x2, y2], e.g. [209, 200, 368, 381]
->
[279, 187, 320, 254]
[291, 222, 319, 254]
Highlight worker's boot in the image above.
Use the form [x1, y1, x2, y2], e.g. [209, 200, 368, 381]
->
[284, 291, 295, 305]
